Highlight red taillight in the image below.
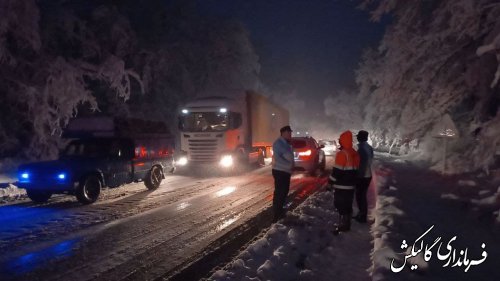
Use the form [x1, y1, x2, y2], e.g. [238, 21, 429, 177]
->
[298, 150, 312, 156]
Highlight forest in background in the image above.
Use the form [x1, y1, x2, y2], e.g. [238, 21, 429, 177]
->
[2, 0, 500, 174]
[352, 0, 500, 173]
[0, 0, 260, 162]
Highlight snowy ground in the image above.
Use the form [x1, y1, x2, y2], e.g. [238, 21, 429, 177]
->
[209, 165, 378, 281]
[2, 153, 498, 280]
[209, 153, 500, 281]
[371, 154, 500, 281]
[0, 159, 331, 281]
[209, 188, 373, 281]
[0, 174, 25, 203]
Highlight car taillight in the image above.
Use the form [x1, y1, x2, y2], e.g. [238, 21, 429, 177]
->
[298, 150, 312, 156]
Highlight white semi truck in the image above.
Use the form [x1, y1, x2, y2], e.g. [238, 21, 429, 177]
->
[177, 91, 289, 169]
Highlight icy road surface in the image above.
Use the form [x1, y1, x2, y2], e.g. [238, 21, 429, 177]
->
[0, 160, 331, 281]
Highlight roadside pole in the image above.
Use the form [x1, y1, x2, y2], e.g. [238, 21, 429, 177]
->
[432, 114, 458, 175]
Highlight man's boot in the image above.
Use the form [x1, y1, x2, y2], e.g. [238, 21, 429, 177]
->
[334, 214, 351, 234]
[339, 214, 351, 232]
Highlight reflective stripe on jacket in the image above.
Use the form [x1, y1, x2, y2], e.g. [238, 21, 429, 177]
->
[328, 131, 360, 190]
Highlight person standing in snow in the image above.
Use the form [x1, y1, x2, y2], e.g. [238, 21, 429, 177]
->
[271, 125, 295, 222]
[354, 130, 373, 223]
[328, 130, 360, 233]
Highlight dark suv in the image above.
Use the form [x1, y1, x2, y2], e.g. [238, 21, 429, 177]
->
[291, 136, 326, 175]
[17, 117, 176, 204]
[18, 137, 175, 204]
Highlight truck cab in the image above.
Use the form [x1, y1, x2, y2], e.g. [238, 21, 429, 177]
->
[177, 92, 289, 170]
[177, 97, 245, 168]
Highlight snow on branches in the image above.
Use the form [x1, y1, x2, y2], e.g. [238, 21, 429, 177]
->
[357, 0, 500, 173]
[477, 32, 500, 88]
[0, 1, 141, 159]
[0, 0, 261, 162]
[0, 0, 41, 64]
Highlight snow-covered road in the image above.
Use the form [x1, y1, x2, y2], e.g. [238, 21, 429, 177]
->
[0, 160, 331, 281]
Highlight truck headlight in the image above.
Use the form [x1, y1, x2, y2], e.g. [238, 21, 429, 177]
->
[220, 155, 233, 168]
[177, 156, 188, 166]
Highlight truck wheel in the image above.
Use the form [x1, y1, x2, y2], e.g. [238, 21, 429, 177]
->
[26, 190, 52, 203]
[145, 166, 163, 190]
[76, 175, 101, 204]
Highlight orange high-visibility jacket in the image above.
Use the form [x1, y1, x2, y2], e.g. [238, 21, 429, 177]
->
[328, 131, 360, 190]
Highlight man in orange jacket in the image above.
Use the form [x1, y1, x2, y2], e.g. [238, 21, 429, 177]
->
[328, 130, 360, 233]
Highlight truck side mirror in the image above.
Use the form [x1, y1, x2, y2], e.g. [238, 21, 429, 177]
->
[319, 144, 325, 149]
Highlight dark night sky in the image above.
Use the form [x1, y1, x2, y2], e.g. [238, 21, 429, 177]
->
[194, 0, 390, 137]
[196, 0, 388, 110]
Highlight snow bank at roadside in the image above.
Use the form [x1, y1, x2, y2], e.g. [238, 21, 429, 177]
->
[0, 183, 26, 202]
[0, 158, 25, 202]
[210, 189, 372, 281]
[439, 176, 500, 224]
[370, 169, 407, 280]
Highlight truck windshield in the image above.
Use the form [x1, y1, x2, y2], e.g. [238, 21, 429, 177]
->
[179, 112, 228, 132]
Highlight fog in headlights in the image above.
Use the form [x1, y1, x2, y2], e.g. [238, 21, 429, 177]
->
[220, 155, 234, 168]
[177, 156, 188, 166]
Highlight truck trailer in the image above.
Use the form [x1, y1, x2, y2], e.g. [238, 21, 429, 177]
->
[177, 91, 289, 169]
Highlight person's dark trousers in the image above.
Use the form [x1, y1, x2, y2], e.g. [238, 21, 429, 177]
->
[333, 188, 355, 231]
[333, 188, 355, 215]
[355, 177, 372, 221]
[272, 169, 291, 222]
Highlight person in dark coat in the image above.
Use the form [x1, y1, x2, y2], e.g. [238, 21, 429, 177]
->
[328, 130, 360, 233]
[354, 130, 373, 223]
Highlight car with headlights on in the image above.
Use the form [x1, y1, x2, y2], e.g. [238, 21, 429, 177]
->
[291, 136, 326, 175]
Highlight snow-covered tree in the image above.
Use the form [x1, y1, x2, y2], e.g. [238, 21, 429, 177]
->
[0, 0, 262, 164]
[0, 1, 141, 159]
[357, 0, 500, 172]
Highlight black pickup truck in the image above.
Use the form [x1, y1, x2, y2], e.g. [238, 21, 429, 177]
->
[17, 117, 176, 204]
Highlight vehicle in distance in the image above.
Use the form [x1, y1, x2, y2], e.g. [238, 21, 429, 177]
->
[17, 117, 175, 204]
[291, 136, 326, 176]
[177, 91, 289, 169]
[318, 139, 337, 156]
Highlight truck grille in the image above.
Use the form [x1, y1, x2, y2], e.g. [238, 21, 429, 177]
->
[188, 139, 218, 162]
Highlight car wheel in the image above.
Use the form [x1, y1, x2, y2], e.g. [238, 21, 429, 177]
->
[26, 190, 52, 203]
[145, 165, 163, 190]
[76, 175, 101, 204]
